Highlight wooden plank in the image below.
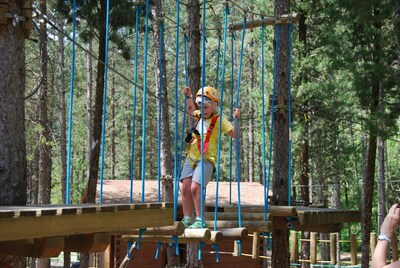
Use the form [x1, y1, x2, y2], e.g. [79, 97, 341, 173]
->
[205, 212, 270, 221]
[229, 13, 299, 31]
[223, 205, 297, 217]
[273, 217, 344, 233]
[0, 203, 173, 241]
[64, 233, 110, 253]
[206, 220, 273, 233]
[296, 208, 361, 225]
[118, 221, 185, 236]
[0, 237, 63, 258]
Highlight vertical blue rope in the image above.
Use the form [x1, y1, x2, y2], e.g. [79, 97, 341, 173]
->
[177, 34, 189, 182]
[99, 0, 111, 204]
[234, 17, 247, 228]
[214, 3, 230, 231]
[173, 0, 181, 221]
[157, 21, 164, 203]
[287, 24, 294, 206]
[141, 0, 150, 203]
[266, 25, 281, 211]
[129, 5, 140, 204]
[65, 0, 77, 205]
[200, 0, 207, 228]
[261, 17, 269, 221]
[214, 32, 222, 89]
[229, 32, 235, 204]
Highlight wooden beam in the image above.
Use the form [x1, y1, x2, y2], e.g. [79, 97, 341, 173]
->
[0, 203, 173, 241]
[205, 220, 273, 233]
[117, 221, 185, 236]
[273, 217, 344, 233]
[123, 228, 214, 244]
[229, 13, 299, 31]
[64, 233, 110, 253]
[296, 207, 361, 225]
[0, 237, 63, 258]
[223, 205, 297, 217]
[205, 212, 270, 221]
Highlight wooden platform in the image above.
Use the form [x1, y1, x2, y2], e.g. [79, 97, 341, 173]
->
[223, 205, 361, 233]
[0, 202, 173, 257]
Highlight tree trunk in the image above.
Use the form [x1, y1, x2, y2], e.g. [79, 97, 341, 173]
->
[84, 0, 107, 204]
[187, 0, 201, 96]
[271, 0, 290, 266]
[86, 37, 94, 184]
[300, 136, 310, 268]
[361, 3, 381, 265]
[110, 61, 116, 179]
[247, 11, 255, 183]
[186, 0, 201, 266]
[377, 137, 386, 231]
[0, 1, 27, 266]
[38, 1, 51, 266]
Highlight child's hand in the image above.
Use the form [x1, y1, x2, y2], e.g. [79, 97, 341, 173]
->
[184, 87, 192, 98]
[233, 108, 240, 119]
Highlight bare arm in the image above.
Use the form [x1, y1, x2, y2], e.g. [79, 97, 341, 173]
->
[184, 86, 196, 116]
[372, 204, 400, 268]
[228, 108, 240, 139]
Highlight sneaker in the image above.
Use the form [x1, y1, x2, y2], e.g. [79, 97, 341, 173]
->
[181, 216, 194, 228]
[189, 218, 208, 229]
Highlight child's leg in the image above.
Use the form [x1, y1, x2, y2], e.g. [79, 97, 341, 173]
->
[191, 182, 202, 217]
[181, 177, 194, 217]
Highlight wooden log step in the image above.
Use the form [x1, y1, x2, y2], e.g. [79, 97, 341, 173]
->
[205, 212, 270, 221]
[0, 237, 63, 258]
[117, 221, 185, 236]
[217, 227, 248, 241]
[123, 228, 213, 244]
[205, 220, 273, 233]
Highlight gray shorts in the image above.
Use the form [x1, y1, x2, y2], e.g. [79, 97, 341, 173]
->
[180, 159, 214, 187]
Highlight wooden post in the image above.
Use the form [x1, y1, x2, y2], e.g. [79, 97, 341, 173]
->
[310, 232, 317, 264]
[392, 234, 399, 262]
[370, 233, 377, 259]
[330, 233, 337, 265]
[351, 234, 358, 265]
[252, 232, 260, 259]
[233, 241, 239, 257]
[290, 231, 298, 263]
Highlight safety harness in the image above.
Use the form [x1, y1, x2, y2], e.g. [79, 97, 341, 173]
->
[186, 115, 219, 156]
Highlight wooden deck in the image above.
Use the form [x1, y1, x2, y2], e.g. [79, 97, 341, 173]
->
[0, 202, 173, 258]
[222, 204, 361, 233]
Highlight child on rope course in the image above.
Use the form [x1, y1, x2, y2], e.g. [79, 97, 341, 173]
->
[180, 86, 240, 228]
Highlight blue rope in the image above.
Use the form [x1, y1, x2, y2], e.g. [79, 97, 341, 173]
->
[173, 0, 181, 221]
[140, 0, 150, 203]
[99, 0, 111, 204]
[236, 240, 242, 256]
[157, 20, 164, 203]
[261, 17, 268, 221]
[214, 32, 222, 89]
[198, 241, 206, 261]
[176, 34, 189, 185]
[129, 5, 140, 204]
[287, 24, 294, 206]
[199, 0, 207, 228]
[212, 243, 220, 262]
[172, 235, 179, 255]
[155, 242, 162, 259]
[214, 3, 230, 231]
[234, 16, 247, 228]
[266, 24, 281, 211]
[229, 31, 235, 204]
[65, 0, 77, 205]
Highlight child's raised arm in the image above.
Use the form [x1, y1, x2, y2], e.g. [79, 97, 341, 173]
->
[184, 86, 196, 116]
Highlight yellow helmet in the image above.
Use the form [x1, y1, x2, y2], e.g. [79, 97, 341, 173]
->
[196, 86, 220, 106]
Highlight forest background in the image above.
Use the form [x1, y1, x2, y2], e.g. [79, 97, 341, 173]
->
[5, 0, 400, 266]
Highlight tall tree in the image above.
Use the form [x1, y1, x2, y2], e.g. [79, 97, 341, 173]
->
[0, 0, 27, 266]
[272, 0, 291, 266]
[56, 0, 136, 203]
